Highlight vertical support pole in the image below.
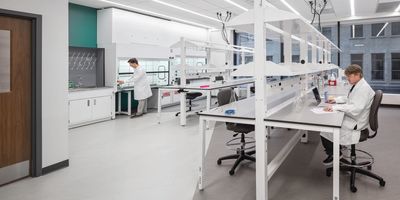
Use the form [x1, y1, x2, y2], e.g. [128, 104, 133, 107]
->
[198, 117, 206, 190]
[328, 44, 332, 63]
[254, 1, 268, 200]
[300, 35, 308, 63]
[118, 91, 121, 114]
[205, 90, 211, 129]
[311, 36, 317, 64]
[283, 21, 292, 64]
[180, 37, 187, 126]
[318, 40, 323, 63]
[333, 128, 340, 200]
[323, 42, 328, 64]
[157, 88, 162, 124]
[127, 91, 131, 116]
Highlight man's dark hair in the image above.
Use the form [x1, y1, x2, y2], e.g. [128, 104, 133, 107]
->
[345, 64, 363, 78]
[128, 58, 139, 65]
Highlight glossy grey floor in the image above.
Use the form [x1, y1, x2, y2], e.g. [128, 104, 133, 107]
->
[0, 105, 398, 200]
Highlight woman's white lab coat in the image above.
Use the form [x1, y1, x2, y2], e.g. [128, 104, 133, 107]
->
[128, 66, 152, 100]
[320, 78, 375, 145]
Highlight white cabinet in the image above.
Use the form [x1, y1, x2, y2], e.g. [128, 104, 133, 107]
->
[92, 96, 112, 120]
[69, 99, 92, 125]
[68, 87, 115, 128]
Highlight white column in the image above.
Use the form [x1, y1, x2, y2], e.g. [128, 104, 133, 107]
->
[311, 36, 317, 64]
[333, 128, 340, 200]
[180, 37, 187, 126]
[157, 89, 162, 124]
[254, 1, 268, 200]
[318, 40, 323, 63]
[300, 36, 308, 63]
[283, 21, 292, 64]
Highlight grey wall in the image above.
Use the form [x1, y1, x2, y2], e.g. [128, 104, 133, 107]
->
[325, 23, 400, 93]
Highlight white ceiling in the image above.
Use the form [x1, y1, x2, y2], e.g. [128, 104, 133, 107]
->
[69, 0, 400, 28]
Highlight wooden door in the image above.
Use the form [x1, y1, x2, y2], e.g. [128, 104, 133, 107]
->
[0, 15, 32, 185]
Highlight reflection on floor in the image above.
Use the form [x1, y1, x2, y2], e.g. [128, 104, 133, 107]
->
[0, 103, 398, 200]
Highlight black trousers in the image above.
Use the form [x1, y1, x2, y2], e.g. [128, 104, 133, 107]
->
[320, 136, 343, 156]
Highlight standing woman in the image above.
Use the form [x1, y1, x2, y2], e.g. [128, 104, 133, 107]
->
[118, 58, 152, 118]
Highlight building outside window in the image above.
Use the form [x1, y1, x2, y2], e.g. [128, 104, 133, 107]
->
[371, 23, 386, 37]
[391, 53, 400, 80]
[322, 27, 332, 40]
[266, 56, 273, 61]
[292, 55, 300, 63]
[371, 53, 385, 80]
[350, 24, 364, 38]
[350, 54, 363, 68]
[391, 22, 400, 36]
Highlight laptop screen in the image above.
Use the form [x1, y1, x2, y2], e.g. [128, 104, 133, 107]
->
[312, 87, 321, 103]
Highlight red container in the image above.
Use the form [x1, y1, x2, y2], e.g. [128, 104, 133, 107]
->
[328, 79, 337, 86]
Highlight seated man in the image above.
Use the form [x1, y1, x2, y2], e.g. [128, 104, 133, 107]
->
[320, 64, 375, 165]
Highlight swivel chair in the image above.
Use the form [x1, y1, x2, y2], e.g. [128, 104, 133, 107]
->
[216, 88, 255, 175]
[175, 89, 202, 116]
[326, 90, 386, 192]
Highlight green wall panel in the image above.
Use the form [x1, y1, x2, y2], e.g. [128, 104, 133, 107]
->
[69, 3, 97, 48]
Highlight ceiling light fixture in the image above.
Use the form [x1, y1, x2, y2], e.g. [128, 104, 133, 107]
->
[152, 0, 219, 22]
[99, 0, 214, 29]
[395, 3, 400, 12]
[224, 0, 249, 12]
[350, 0, 355, 16]
[376, 22, 389, 37]
[280, 0, 301, 16]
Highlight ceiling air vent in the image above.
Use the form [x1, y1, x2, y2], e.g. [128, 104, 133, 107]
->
[376, 2, 400, 13]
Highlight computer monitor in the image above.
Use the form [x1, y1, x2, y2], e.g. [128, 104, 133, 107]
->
[312, 87, 321, 104]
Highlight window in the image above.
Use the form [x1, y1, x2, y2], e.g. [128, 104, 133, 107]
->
[351, 54, 363, 68]
[371, 23, 386, 37]
[0, 30, 11, 93]
[371, 53, 385, 80]
[350, 24, 364, 38]
[266, 56, 273, 61]
[391, 22, 400, 36]
[322, 27, 332, 40]
[292, 55, 300, 63]
[392, 53, 400, 80]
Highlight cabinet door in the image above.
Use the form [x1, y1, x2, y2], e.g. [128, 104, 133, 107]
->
[69, 99, 92, 125]
[92, 96, 112, 120]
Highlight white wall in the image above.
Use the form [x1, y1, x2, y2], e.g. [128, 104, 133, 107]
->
[98, 8, 210, 86]
[0, 0, 69, 168]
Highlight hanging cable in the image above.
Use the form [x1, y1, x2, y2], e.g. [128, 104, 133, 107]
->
[217, 11, 232, 45]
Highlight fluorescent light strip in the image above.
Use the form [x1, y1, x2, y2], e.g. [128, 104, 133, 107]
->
[376, 22, 389, 37]
[395, 3, 400, 12]
[224, 0, 248, 12]
[350, 0, 355, 16]
[280, 0, 300, 16]
[152, 0, 219, 22]
[99, 0, 214, 29]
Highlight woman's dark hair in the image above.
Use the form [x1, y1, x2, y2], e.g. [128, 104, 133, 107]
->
[127, 58, 139, 65]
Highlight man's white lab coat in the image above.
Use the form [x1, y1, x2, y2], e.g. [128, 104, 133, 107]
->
[128, 66, 152, 100]
[321, 78, 375, 145]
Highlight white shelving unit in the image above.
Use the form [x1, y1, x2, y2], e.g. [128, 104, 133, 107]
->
[225, 2, 341, 200]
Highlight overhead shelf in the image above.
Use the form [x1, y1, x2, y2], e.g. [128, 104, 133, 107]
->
[226, 6, 340, 51]
[170, 38, 254, 53]
[231, 61, 339, 77]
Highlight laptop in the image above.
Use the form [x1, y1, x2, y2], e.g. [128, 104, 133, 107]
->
[312, 87, 329, 107]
